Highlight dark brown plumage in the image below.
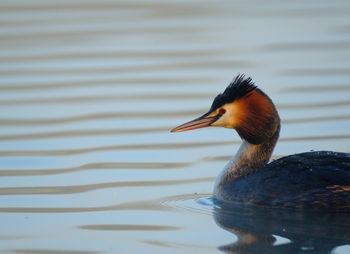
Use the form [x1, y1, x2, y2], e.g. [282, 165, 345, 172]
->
[219, 151, 350, 210]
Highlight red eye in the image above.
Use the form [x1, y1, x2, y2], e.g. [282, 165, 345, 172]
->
[219, 108, 226, 115]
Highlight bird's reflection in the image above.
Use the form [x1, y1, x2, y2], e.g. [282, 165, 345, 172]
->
[213, 199, 350, 254]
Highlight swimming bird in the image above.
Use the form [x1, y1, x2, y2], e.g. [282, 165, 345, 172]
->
[171, 74, 350, 210]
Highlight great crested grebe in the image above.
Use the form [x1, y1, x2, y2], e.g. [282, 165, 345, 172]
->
[171, 74, 350, 210]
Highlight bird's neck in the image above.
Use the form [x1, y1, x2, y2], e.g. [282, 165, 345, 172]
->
[214, 126, 279, 198]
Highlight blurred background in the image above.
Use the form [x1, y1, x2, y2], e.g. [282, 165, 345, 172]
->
[1, 0, 350, 253]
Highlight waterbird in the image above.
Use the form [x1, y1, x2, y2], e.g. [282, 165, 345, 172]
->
[171, 74, 350, 210]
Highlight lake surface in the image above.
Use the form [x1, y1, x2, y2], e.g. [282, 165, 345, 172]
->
[1, 0, 350, 253]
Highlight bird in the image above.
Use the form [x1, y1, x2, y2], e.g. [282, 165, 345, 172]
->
[171, 74, 350, 210]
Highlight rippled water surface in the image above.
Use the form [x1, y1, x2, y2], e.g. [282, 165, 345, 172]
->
[1, 0, 350, 253]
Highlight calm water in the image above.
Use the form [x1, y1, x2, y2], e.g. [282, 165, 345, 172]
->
[1, 0, 350, 253]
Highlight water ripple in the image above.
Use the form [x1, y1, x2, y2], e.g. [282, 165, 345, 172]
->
[0, 93, 212, 106]
[0, 141, 238, 157]
[0, 161, 192, 177]
[0, 128, 170, 140]
[261, 41, 350, 52]
[0, 177, 214, 195]
[0, 77, 216, 91]
[0, 59, 252, 76]
[281, 68, 350, 76]
[0, 199, 171, 214]
[11, 250, 99, 254]
[0, 110, 202, 126]
[159, 193, 213, 215]
[280, 84, 350, 93]
[79, 224, 180, 231]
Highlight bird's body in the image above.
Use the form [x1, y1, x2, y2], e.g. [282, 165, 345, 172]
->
[171, 74, 350, 211]
[218, 150, 350, 210]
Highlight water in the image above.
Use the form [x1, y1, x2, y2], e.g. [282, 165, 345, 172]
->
[1, 0, 350, 253]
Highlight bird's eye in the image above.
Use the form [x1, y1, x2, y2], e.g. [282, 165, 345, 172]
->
[219, 108, 226, 115]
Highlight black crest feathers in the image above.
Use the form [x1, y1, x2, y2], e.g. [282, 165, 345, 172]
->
[210, 74, 257, 111]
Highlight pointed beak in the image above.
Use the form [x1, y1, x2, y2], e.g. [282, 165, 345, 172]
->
[171, 112, 220, 133]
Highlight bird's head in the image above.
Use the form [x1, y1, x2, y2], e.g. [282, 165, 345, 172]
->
[171, 74, 280, 145]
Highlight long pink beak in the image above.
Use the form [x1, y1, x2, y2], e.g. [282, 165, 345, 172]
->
[170, 113, 220, 133]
